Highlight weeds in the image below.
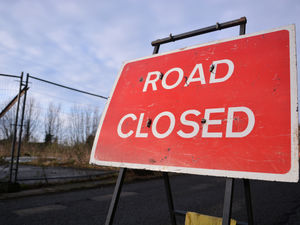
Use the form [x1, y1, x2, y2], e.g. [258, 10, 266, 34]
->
[0, 141, 96, 168]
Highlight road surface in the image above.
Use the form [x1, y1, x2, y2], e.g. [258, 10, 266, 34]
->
[1, 174, 300, 225]
[0, 163, 113, 184]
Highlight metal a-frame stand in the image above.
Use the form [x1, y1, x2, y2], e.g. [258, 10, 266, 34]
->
[104, 17, 254, 225]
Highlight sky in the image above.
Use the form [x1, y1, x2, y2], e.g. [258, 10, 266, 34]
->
[0, 0, 300, 116]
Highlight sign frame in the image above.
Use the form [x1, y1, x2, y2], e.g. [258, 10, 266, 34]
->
[90, 25, 298, 182]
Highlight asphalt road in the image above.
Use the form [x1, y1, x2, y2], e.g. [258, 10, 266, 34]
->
[0, 163, 113, 185]
[1, 174, 300, 225]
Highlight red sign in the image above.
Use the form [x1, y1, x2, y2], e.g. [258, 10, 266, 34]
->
[90, 25, 298, 182]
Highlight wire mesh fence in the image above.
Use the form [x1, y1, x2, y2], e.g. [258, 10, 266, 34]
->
[0, 72, 109, 184]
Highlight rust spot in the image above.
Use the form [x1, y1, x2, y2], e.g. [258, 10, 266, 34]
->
[149, 159, 156, 163]
[160, 156, 168, 162]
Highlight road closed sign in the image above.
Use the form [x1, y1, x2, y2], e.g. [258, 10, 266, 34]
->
[90, 25, 298, 182]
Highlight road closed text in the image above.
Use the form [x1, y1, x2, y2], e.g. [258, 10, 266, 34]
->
[117, 107, 255, 139]
[116, 59, 256, 139]
[142, 59, 234, 92]
[117, 59, 255, 139]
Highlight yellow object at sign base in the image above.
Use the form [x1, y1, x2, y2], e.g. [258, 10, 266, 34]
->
[185, 212, 237, 225]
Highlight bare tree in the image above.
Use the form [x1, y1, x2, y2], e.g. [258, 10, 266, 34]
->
[44, 102, 61, 144]
[68, 105, 101, 145]
[0, 103, 16, 141]
[23, 98, 40, 142]
[91, 107, 100, 135]
[84, 108, 91, 143]
[69, 105, 84, 144]
[86, 107, 100, 146]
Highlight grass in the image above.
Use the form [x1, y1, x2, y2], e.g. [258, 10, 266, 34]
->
[0, 140, 164, 194]
[0, 141, 162, 178]
[0, 141, 104, 169]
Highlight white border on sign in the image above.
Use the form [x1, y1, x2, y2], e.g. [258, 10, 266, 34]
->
[90, 25, 299, 182]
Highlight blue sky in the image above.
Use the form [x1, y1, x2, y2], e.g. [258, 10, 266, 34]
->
[0, 0, 300, 113]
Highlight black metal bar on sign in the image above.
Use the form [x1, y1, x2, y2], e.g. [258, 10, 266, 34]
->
[105, 168, 127, 225]
[239, 23, 246, 35]
[174, 210, 187, 216]
[14, 73, 29, 183]
[239, 19, 254, 225]
[103, 17, 249, 225]
[152, 45, 160, 54]
[29, 75, 108, 100]
[9, 72, 23, 183]
[152, 42, 178, 225]
[151, 17, 248, 225]
[163, 172, 177, 225]
[243, 179, 254, 225]
[0, 73, 21, 79]
[222, 178, 234, 225]
[151, 17, 247, 46]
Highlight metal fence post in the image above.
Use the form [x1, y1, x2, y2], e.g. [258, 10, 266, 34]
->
[14, 73, 29, 183]
[9, 72, 23, 183]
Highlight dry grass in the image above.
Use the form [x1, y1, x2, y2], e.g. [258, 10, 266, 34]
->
[0, 141, 98, 168]
[0, 141, 171, 184]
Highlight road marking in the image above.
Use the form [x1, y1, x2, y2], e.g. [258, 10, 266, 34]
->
[90, 192, 137, 201]
[14, 204, 66, 216]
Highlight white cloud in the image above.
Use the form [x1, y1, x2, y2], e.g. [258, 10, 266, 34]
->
[0, 31, 18, 50]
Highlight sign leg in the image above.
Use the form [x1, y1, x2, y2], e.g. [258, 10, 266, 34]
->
[222, 178, 234, 225]
[243, 179, 254, 225]
[105, 168, 127, 225]
[163, 172, 177, 225]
